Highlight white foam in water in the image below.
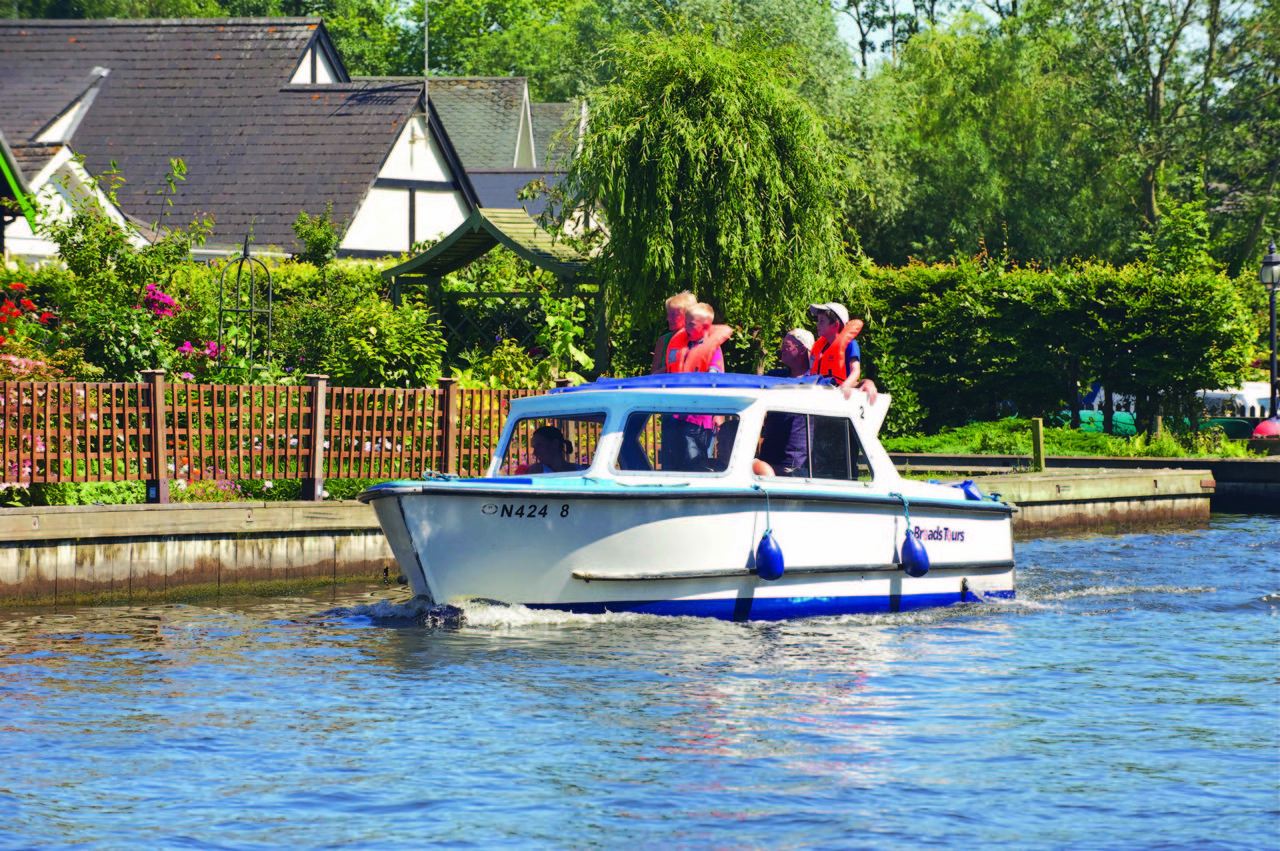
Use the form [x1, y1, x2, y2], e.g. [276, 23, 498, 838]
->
[455, 599, 671, 629]
[1037, 583, 1216, 602]
[316, 595, 677, 629]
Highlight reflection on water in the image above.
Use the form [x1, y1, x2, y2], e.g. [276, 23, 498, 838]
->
[0, 514, 1276, 850]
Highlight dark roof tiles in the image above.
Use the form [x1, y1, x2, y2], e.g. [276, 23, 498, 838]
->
[9, 142, 63, 182]
[530, 101, 578, 171]
[426, 77, 527, 169]
[0, 18, 418, 251]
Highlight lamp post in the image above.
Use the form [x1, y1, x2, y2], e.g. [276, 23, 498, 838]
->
[1261, 240, 1280, 420]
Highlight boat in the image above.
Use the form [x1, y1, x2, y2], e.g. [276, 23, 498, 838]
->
[357, 373, 1015, 621]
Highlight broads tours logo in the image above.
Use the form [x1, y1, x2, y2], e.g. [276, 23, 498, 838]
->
[913, 526, 965, 542]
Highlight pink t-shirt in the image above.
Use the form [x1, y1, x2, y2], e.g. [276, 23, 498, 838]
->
[675, 341, 722, 429]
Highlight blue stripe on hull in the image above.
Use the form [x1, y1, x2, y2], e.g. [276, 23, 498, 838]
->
[525, 589, 1016, 622]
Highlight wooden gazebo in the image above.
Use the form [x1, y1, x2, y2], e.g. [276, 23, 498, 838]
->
[381, 207, 606, 371]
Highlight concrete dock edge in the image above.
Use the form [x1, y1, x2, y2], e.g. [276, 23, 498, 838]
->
[0, 501, 395, 608]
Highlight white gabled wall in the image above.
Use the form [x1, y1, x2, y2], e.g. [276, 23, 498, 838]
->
[515, 85, 535, 168]
[4, 147, 148, 261]
[340, 186, 411, 252]
[340, 112, 471, 254]
[36, 102, 87, 144]
[289, 45, 340, 84]
[36, 67, 109, 144]
[380, 114, 453, 182]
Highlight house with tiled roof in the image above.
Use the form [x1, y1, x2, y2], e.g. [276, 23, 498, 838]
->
[0, 18, 580, 261]
[0, 130, 146, 257]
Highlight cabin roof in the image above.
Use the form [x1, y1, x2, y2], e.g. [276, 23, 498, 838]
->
[554, 374, 835, 393]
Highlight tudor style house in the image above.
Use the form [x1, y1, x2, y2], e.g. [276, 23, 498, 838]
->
[0, 18, 582, 260]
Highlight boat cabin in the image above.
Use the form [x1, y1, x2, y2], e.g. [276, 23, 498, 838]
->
[488, 373, 898, 488]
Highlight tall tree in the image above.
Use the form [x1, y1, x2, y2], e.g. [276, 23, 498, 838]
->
[393, 0, 856, 106]
[1067, 0, 1219, 229]
[553, 25, 852, 368]
[1201, 0, 1280, 276]
[843, 15, 1137, 265]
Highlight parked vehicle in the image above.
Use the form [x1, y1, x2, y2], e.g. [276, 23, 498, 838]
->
[1198, 382, 1273, 417]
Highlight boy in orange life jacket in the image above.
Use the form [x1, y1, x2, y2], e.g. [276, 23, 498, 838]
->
[807, 302, 864, 399]
[651, 291, 697, 374]
[663, 303, 732, 470]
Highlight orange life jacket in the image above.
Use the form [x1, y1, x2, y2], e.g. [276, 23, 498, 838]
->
[808, 318, 864, 381]
[666, 325, 733, 373]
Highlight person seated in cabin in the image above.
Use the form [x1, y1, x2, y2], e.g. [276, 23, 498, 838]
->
[663, 303, 732, 471]
[755, 328, 815, 478]
[753, 328, 879, 477]
[518, 426, 583, 474]
[651, 290, 698, 374]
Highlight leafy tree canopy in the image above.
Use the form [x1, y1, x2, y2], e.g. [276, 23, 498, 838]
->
[554, 24, 852, 369]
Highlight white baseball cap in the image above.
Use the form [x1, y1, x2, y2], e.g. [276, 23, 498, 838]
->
[785, 328, 815, 349]
[808, 302, 849, 325]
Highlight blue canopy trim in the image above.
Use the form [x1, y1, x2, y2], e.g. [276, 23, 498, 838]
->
[553, 373, 835, 393]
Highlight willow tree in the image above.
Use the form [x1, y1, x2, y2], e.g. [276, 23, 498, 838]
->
[554, 26, 852, 371]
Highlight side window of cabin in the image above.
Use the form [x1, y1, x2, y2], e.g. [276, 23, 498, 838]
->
[500, 415, 603, 475]
[614, 411, 740, 474]
[810, 415, 861, 481]
[756, 413, 868, 482]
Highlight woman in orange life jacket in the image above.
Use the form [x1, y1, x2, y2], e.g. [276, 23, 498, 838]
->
[662, 302, 732, 470]
[651, 291, 698, 374]
[807, 302, 871, 400]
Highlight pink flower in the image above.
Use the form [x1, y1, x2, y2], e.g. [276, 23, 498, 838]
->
[177, 341, 194, 355]
[142, 283, 180, 317]
[203, 341, 224, 357]
[180, 372, 194, 380]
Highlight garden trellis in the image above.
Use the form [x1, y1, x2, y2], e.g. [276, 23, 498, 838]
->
[217, 236, 274, 370]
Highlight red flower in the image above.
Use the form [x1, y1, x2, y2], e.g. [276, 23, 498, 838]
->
[0, 336, 7, 346]
[19, 299, 35, 311]
[39, 312, 54, 325]
[7, 283, 26, 292]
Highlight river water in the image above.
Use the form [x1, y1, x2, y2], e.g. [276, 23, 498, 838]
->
[1, 514, 1276, 850]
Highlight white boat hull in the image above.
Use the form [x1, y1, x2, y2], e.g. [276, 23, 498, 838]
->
[367, 485, 1015, 621]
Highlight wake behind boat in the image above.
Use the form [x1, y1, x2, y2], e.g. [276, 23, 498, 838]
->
[357, 373, 1015, 621]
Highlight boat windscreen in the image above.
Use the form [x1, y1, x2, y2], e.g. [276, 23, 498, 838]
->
[613, 411, 741, 474]
[498, 414, 605, 475]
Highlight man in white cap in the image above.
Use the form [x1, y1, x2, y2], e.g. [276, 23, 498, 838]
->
[806, 302, 865, 399]
[765, 327, 815, 378]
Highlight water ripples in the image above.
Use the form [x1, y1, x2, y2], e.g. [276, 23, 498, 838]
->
[0, 514, 1276, 850]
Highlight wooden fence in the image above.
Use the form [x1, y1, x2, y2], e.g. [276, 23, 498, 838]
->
[0, 373, 562, 503]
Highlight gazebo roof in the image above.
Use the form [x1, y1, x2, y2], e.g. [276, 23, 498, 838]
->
[382, 207, 589, 281]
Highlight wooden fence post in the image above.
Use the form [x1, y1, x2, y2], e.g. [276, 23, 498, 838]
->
[1031, 417, 1045, 471]
[302, 374, 328, 501]
[438, 376, 458, 475]
[142, 369, 169, 504]
[592, 279, 610, 376]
